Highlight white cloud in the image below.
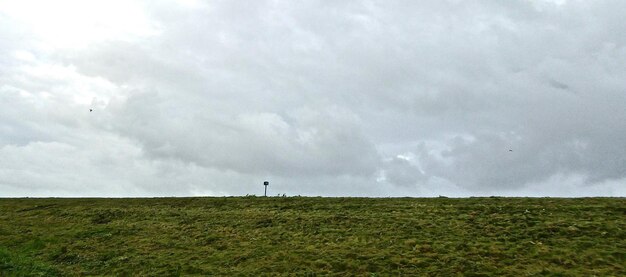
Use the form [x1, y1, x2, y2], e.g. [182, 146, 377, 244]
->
[0, 0, 159, 48]
[1, 0, 625, 197]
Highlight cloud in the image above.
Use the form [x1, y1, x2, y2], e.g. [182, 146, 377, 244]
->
[108, 92, 380, 178]
[1, 0, 625, 197]
[380, 156, 426, 188]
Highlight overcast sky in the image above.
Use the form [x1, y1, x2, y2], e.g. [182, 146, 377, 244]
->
[1, 0, 625, 197]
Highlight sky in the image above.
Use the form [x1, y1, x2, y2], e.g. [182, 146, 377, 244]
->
[1, 0, 625, 197]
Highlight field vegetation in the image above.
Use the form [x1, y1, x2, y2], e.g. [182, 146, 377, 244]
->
[0, 197, 624, 276]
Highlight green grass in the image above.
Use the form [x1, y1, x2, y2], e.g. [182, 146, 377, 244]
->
[0, 197, 624, 276]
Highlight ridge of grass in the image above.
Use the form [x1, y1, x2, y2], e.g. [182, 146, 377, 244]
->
[0, 197, 624, 275]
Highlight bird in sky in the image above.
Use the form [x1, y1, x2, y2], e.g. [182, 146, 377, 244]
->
[509, 149, 513, 152]
[89, 109, 93, 112]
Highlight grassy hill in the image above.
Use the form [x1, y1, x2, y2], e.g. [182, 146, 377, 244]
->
[0, 197, 624, 276]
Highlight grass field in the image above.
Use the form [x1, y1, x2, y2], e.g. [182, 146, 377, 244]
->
[0, 197, 624, 276]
